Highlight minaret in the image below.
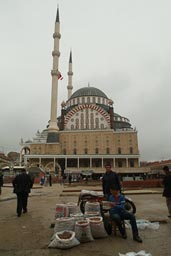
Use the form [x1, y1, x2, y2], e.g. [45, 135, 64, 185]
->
[47, 7, 61, 142]
[67, 50, 73, 99]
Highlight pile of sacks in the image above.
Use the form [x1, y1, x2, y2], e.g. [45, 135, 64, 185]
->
[48, 201, 108, 249]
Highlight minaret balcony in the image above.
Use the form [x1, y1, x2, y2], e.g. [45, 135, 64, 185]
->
[52, 50, 60, 57]
[53, 32, 61, 39]
[51, 70, 60, 76]
[67, 71, 73, 76]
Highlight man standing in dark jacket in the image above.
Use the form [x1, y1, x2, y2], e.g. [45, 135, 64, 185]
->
[12, 169, 33, 217]
[162, 166, 171, 218]
[102, 162, 121, 200]
[0, 171, 3, 195]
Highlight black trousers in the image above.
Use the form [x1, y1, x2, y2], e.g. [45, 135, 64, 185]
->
[16, 192, 29, 215]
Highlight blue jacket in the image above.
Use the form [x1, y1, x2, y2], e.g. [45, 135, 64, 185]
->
[109, 193, 125, 215]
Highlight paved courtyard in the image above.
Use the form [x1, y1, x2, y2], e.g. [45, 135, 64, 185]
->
[0, 183, 171, 256]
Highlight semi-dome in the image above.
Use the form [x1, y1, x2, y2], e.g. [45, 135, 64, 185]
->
[70, 86, 108, 99]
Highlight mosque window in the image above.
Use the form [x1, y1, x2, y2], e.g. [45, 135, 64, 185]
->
[95, 118, 99, 128]
[98, 97, 100, 103]
[73, 99, 75, 105]
[130, 147, 133, 154]
[87, 97, 90, 103]
[77, 98, 80, 104]
[102, 98, 105, 104]
[76, 118, 79, 129]
[71, 124, 74, 130]
[130, 159, 134, 167]
[106, 148, 110, 154]
[90, 121, 94, 129]
[101, 124, 104, 129]
[95, 148, 99, 154]
[63, 149, 66, 155]
[93, 97, 96, 103]
[82, 97, 85, 103]
[73, 148, 77, 154]
[84, 148, 88, 154]
[118, 147, 121, 154]
[118, 161, 122, 167]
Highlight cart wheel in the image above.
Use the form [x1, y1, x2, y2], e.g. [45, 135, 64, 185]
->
[125, 199, 136, 214]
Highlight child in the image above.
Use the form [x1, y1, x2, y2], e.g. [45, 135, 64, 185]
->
[108, 184, 142, 243]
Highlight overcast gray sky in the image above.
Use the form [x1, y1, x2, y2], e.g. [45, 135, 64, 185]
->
[0, 0, 171, 162]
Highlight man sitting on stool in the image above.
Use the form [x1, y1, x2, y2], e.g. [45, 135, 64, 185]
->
[108, 184, 142, 243]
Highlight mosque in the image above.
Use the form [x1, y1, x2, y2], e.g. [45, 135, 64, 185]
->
[20, 7, 149, 179]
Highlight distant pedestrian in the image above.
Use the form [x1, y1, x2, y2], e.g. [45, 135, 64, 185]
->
[40, 176, 45, 186]
[59, 176, 63, 185]
[12, 169, 33, 217]
[68, 174, 72, 185]
[162, 166, 171, 218]
[85, 176, 88, 184]
[49, 174, 52, 186]
[0, 171, 3, 195]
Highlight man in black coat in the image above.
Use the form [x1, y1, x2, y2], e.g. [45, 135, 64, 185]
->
[12, 169, 33, 217]
[162, 166, 171, 218]
[102, 162, 121, 200]
[0, 171, 3, 195]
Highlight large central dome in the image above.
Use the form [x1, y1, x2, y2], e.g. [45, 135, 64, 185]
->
[70, 86, 108, 99]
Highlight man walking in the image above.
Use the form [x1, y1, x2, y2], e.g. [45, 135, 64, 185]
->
[12, 168, 33, 217]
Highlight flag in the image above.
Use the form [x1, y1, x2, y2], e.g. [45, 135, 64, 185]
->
[58, 72, 63, 80]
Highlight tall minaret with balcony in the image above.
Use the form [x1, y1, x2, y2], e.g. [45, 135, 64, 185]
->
[67, 51, 73, 99]
[47, 7, 61, 142]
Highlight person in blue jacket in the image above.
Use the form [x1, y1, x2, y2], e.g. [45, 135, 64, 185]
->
[109, 184, 142, 243]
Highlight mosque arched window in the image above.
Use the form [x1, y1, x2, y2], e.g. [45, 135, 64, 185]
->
[95, 148, 99, 154]
[82, 97, 85, 103]
[130, 147, 133, 154]
[130, 159, 134, 167]
[75, 118, 79, 129]
[106, 148, 110, 154]
[118, 161, 122, 167]
[118, 147, 121, 154]
[95, 118, 99, 129]
[101, 124, 104, 129]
